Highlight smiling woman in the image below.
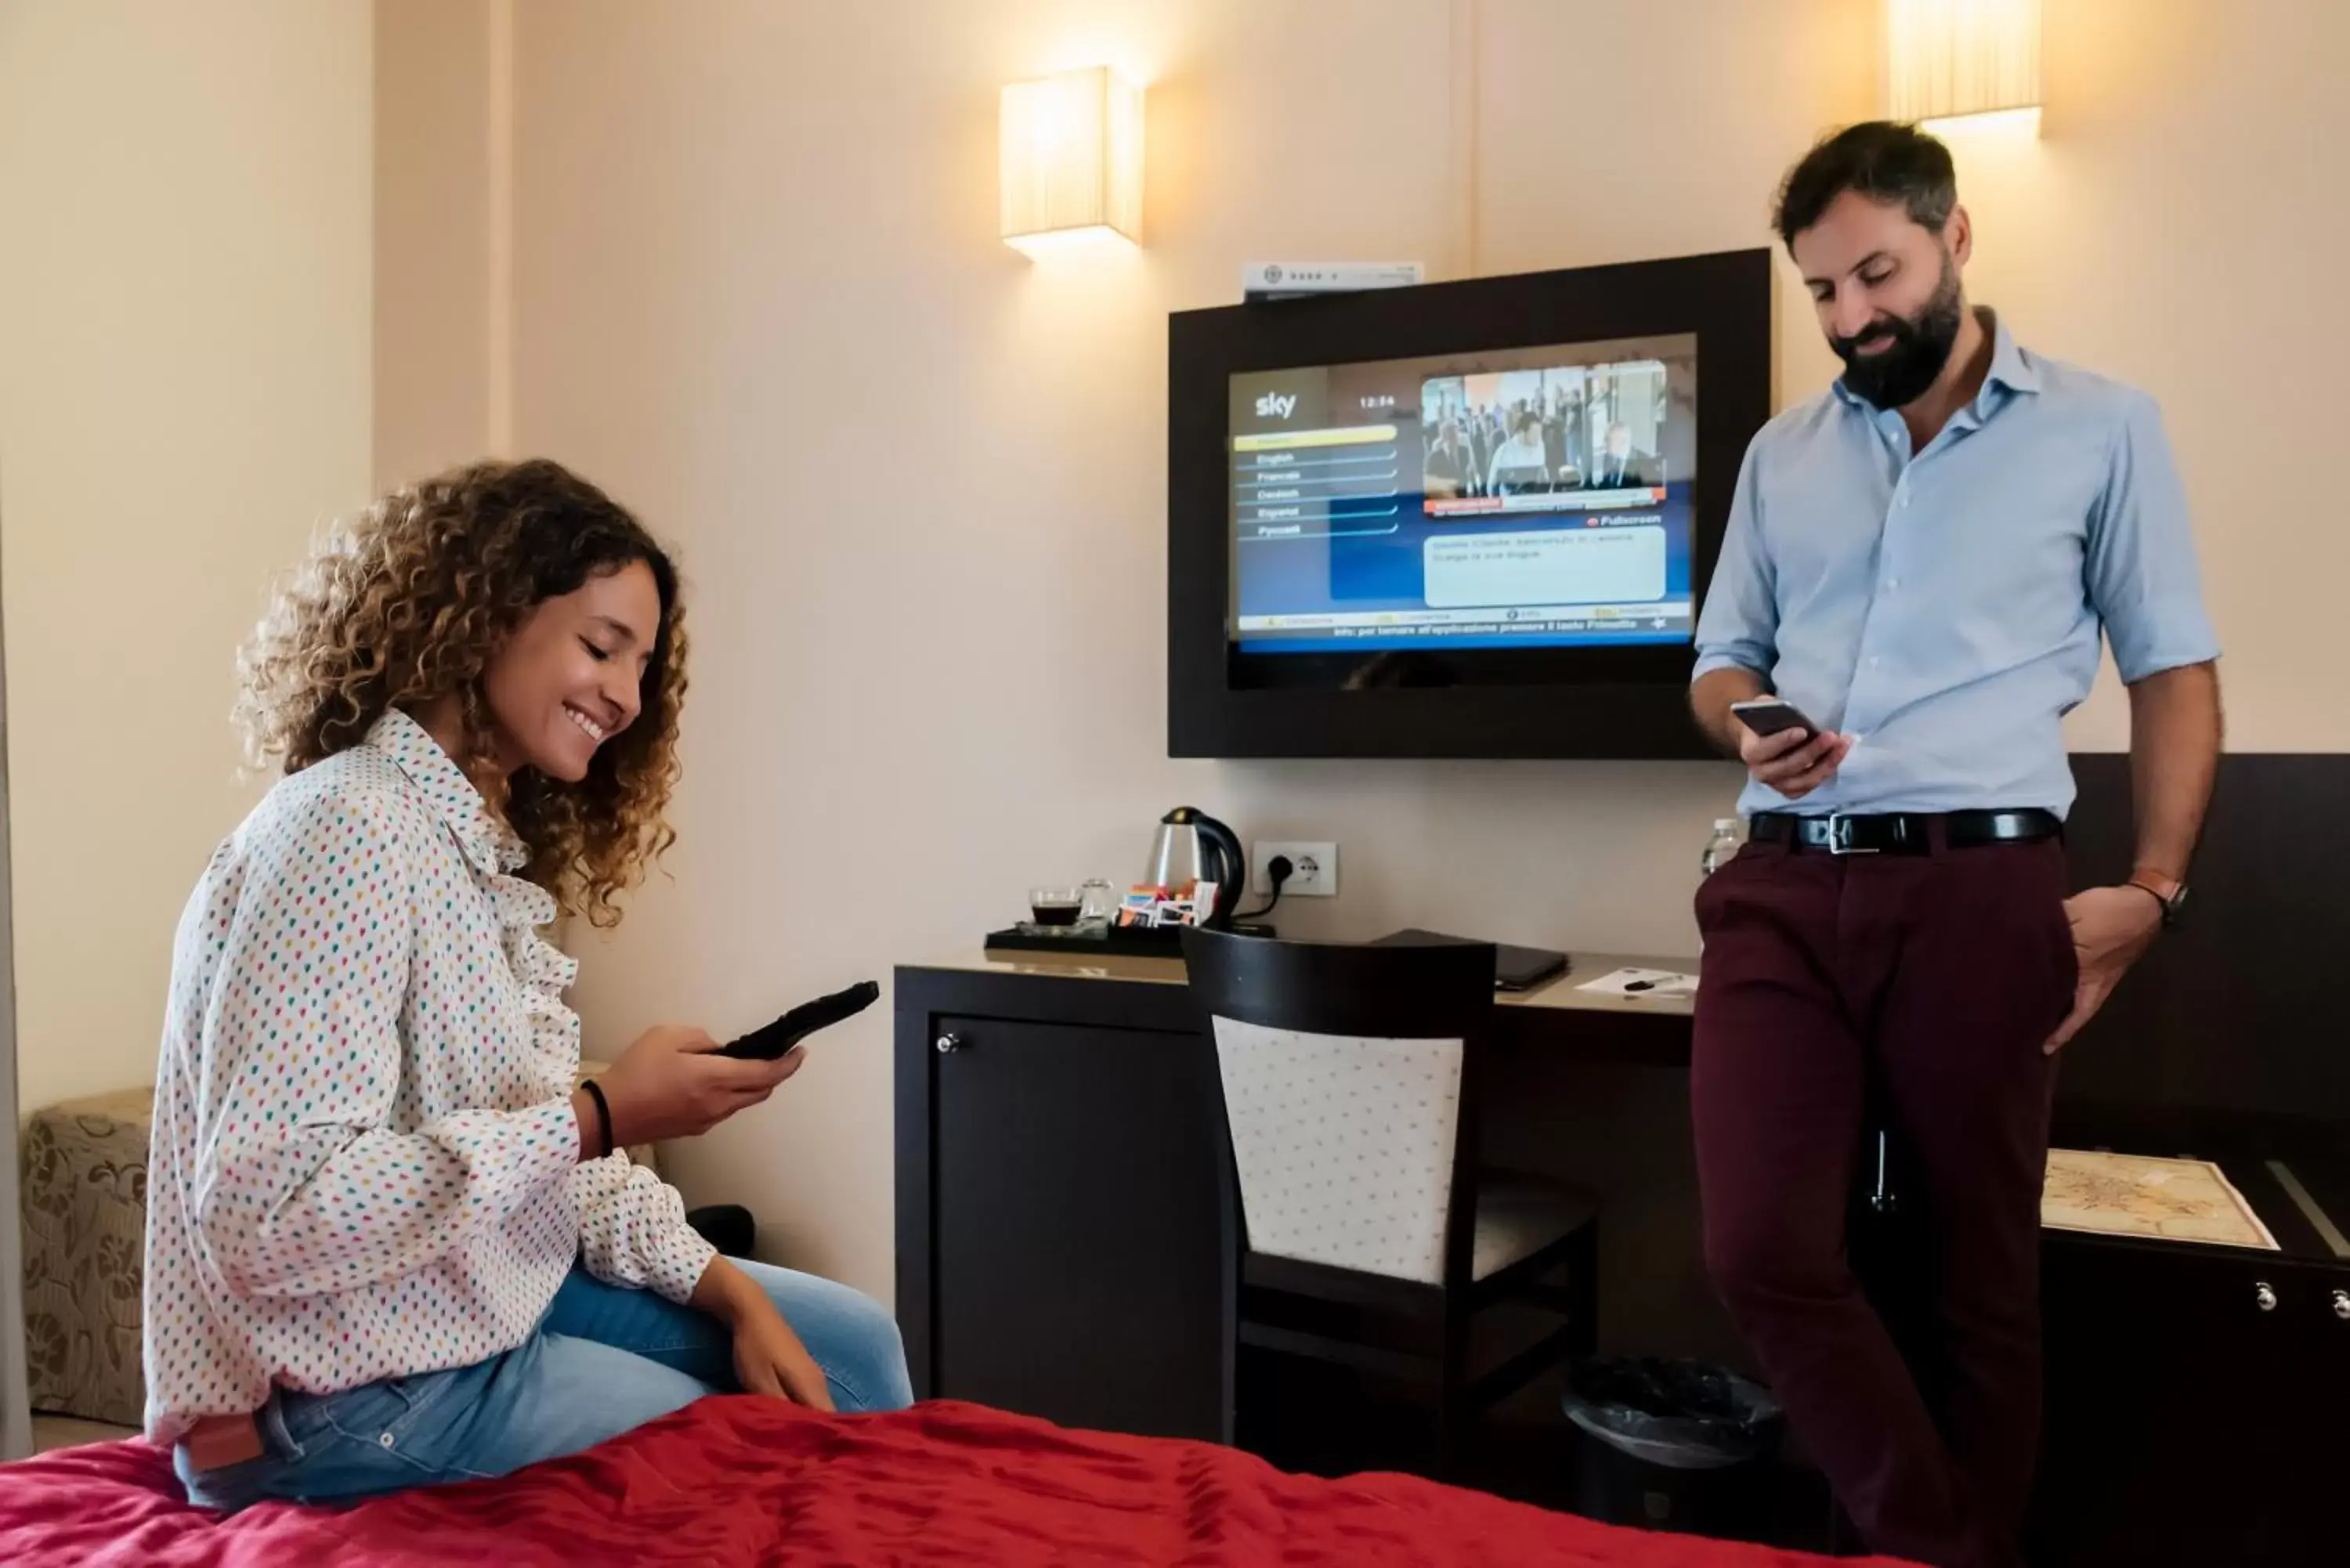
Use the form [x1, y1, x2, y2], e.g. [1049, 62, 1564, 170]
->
[237, 459, 688, 930]
[140, 459, 910, 1512]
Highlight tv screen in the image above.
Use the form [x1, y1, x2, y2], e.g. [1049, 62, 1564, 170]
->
[1228, 334, 1698, 655]
[1168, 250, 1771, 759]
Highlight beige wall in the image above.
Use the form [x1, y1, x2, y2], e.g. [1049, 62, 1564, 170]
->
[498, 0, 1861, 1300]
[436, 0, 2342, 1304]
[0, 0, 2323, 1348]
[0, 2, 375, 1115]
[374, 0, 504, 489]
[1941, 0, 2349, 747]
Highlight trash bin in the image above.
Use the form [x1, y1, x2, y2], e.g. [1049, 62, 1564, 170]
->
[1564, 1357, 1785, 1537]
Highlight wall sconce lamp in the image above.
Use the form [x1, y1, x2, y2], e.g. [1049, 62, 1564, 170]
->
[1884, 0, 2043, 134]
[1000, 66, 1144, 255]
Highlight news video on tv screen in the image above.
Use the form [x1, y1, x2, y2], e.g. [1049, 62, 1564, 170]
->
[1227, 334, 1698, 654]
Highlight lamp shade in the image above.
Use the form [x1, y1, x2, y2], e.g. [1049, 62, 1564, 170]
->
[1884, 0, 2042, 124]
[1000, 66, 1143, 253]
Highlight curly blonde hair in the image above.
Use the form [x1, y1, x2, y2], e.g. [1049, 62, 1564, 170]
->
[237, 458, 688, 927]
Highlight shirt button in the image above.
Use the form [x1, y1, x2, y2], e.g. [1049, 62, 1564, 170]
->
[379, 1432, 396, 1449]
[1900, 493, 1911, 508]
[1870, 657, 1882, 668]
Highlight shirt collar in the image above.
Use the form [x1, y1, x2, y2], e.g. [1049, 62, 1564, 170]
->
[1832, 305, 2041, 418]
[366, 707, 528, 877]
[1977, 308, 2041, 403]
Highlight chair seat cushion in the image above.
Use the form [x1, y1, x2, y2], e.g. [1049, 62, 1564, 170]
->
[1471, 1170, 1598, 1281]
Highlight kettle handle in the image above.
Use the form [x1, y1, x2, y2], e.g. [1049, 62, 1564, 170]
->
[1192, 813, 1246, 926]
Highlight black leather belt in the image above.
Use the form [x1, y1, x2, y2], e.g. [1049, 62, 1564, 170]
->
[1748, 809, 2062, 856]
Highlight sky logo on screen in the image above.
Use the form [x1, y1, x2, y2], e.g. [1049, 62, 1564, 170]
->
[1254, 392, 1298, 419]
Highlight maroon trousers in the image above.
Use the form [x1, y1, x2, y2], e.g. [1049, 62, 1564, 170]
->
[1691, 833, 2075, 1568]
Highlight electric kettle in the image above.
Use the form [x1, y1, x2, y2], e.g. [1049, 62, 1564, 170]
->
[1144, 807, 1245, 927]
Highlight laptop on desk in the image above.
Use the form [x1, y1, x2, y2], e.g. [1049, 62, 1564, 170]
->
[1371, 928, 1571, 992]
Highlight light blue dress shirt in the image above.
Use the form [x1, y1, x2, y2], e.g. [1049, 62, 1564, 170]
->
[1694, 312, 2219, 819]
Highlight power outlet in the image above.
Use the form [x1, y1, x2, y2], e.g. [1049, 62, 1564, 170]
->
[1251, 840, 1338, 898]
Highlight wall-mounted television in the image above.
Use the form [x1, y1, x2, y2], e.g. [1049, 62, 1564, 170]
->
[1168, 249, 1771, 759]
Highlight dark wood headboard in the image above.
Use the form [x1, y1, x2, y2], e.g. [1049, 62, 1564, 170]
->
[2061, 753, 2348, 1153]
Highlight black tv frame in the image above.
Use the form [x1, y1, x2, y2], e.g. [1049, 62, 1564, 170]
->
[1168, 248, 1773, 760]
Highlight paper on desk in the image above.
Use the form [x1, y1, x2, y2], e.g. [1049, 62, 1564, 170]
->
[1577, 966, 1698, 999]
[2041, 1150, 2279, 1250]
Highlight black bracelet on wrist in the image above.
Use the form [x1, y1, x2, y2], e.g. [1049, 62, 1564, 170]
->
[580, 1078, 615, 1159]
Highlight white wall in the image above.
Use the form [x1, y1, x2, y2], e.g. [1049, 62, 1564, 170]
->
[434, 0, 2345, 1305]
[0, 1, 375, 1115]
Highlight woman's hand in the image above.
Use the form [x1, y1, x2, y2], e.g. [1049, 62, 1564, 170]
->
[591, 1026, 805, 1147]
[692, 1257, 835, 1411]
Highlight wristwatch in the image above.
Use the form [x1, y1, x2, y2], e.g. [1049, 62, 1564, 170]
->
[2126, 870, 2189, 929]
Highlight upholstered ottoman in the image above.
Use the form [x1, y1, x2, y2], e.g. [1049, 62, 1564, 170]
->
[20, 1088, 152, 1427]
[20, 1068, 656, 1427]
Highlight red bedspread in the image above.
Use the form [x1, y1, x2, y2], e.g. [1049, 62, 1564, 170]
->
[1, 1398, 1903, 1566]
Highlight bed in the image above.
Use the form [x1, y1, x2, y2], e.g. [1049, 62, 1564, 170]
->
[0, 1397, 1901, 1567]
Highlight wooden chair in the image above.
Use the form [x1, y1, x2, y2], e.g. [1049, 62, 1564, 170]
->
[1181, 926, 1600, 1477]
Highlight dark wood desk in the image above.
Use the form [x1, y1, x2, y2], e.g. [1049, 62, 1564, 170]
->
[891, 948, 1697, 1444]
[895, 939, 2345, 1566]
[913, 945, 1698, 1039]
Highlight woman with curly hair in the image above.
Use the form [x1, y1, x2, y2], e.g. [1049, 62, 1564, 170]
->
[142, 458, 910, 1511]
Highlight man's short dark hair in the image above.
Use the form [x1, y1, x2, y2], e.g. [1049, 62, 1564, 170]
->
[1773, 121, 1958, 249]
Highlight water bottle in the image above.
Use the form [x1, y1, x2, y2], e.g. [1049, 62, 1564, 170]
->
[1700, 818, 1742, 878]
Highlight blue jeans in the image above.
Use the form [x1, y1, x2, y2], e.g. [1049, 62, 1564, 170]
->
[176, 1259, 913, 1511]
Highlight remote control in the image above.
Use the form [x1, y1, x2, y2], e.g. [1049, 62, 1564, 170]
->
[713, 981, 881, 1060]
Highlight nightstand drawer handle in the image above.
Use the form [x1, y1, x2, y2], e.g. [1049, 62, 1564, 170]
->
[2255, 1282, 2278, 1313]
[2333, 1290, 2349, 1322]
[935, 1032, 964, 1054]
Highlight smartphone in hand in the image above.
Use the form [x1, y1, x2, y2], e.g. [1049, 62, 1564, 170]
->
[1730, 697, 1821, 741]
[714, 981, 881, 1061]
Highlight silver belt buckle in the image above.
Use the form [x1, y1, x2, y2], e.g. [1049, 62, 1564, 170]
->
[1826, 813, 1878, 856]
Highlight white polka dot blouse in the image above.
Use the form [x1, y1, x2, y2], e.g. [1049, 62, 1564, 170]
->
[140, 708, 716, 1442]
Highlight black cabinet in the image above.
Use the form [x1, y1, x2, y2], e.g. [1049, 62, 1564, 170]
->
[2028, 1161, 2345, 1568]
[896, 964, 1227, 1440]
